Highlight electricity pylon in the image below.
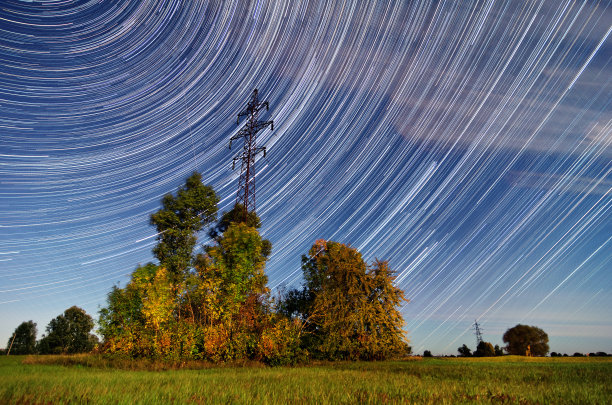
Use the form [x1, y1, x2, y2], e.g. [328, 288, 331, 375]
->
[473, 320, 484, 346]
[229, 89, 273, 221]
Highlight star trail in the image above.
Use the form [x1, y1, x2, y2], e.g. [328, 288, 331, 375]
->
[1, 0, 610, 354]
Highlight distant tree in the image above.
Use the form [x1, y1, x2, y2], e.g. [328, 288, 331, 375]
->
[281, 240, 410, 360]
[150, 172, 218, 280]
[6, 321, 37, 355]
[423, 350, 432, 357]
[38, 306, 97, 354]
[457, 344, 472, 357]
[502, 324, 549, 356]
[573, 352, 584, 357]
[494, 344, 504, 356]
[474, 341, 495, 357]
[550, 352, 559, 357]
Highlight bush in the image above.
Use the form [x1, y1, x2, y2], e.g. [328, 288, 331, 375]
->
[258, 317, 307, 366]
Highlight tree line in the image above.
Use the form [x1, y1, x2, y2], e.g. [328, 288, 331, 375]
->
[5, 306, 97, 355]
[449, 324, 550, 357]
[93, 172, 410, 364]
[422, 324, 607, 357]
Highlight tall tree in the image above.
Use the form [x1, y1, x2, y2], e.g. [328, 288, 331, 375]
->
[282, 240, 409, 360]
[150, 172, 218, 280]
[503, 324, 549, 356]
[38, 306, 97, 354]
[7, 321, 37, 355]
[196, 223, 269, 328]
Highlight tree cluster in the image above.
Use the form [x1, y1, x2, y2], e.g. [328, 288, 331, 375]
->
[279, 240, 411, 360]
[6, 306, 97, 355]
[456, 324, 550, 358]
[98, 173, 410, 364]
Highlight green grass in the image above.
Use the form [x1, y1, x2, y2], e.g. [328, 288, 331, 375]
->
[1, 355, 610, 404]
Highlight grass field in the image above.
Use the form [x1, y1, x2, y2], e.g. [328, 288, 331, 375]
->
[1, 355, 610, 404]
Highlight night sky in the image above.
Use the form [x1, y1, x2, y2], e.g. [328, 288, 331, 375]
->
[1, 0, 610, 355]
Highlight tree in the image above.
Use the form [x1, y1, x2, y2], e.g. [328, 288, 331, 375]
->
[38, 306, 97, 354]
[281, 240, 410, 360]
[457, 344, 472, 357]
[6, 321, 37, 355]
[209, 203, 271, 257]
[198, 222, 270, 321]
[494, 344, 504, 356]
[474, 341, 495, 357]
[423, 350, 432, 357]
[150, 172, 218, 280]
[98, 264, 152, 356]
[502, 324, 549, 356]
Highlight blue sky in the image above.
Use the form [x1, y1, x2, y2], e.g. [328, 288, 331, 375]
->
[1, 0, 611, 355]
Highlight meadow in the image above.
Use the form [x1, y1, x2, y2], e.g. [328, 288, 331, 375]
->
[1, 355, 610, 404]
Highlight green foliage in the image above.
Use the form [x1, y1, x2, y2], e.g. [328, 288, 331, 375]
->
[474, 341, 495, 357]
[150, 172, 218, 279]
[208, 203, 272, 258]
[7, 321, 37, 355]
[282, 240, 410, 361]
[38, 306, 96, 354]
[458, 344, 472, 357]
[503, 324, 549, 356]
[98, 265, 152, 356]
[209, 203, 261, 238]
[201, 222, 269, 312]
[494, 344, 504, 356]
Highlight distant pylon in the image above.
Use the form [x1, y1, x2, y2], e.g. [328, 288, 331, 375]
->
[229, 89, 273, 221]
[473, 320, 483, 345]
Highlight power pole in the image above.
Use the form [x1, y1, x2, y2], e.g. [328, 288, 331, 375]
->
[229, 89, 273, 221]
[473, 320, 483, 346]
[6, 332, 16, 356]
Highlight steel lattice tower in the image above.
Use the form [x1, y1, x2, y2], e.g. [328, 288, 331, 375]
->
[229, 89, 273, 221]
[473, 320, 484, 345]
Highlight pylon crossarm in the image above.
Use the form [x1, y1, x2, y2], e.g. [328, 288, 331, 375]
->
[251, 120, 273, 133]
[254, 147, 266, 157]
[229, 128, 250, 148]
[253, 102, 269, 115]
[237, 109, 251, 122]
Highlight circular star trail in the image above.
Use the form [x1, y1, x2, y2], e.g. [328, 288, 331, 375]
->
[1, 0, 610, 354]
